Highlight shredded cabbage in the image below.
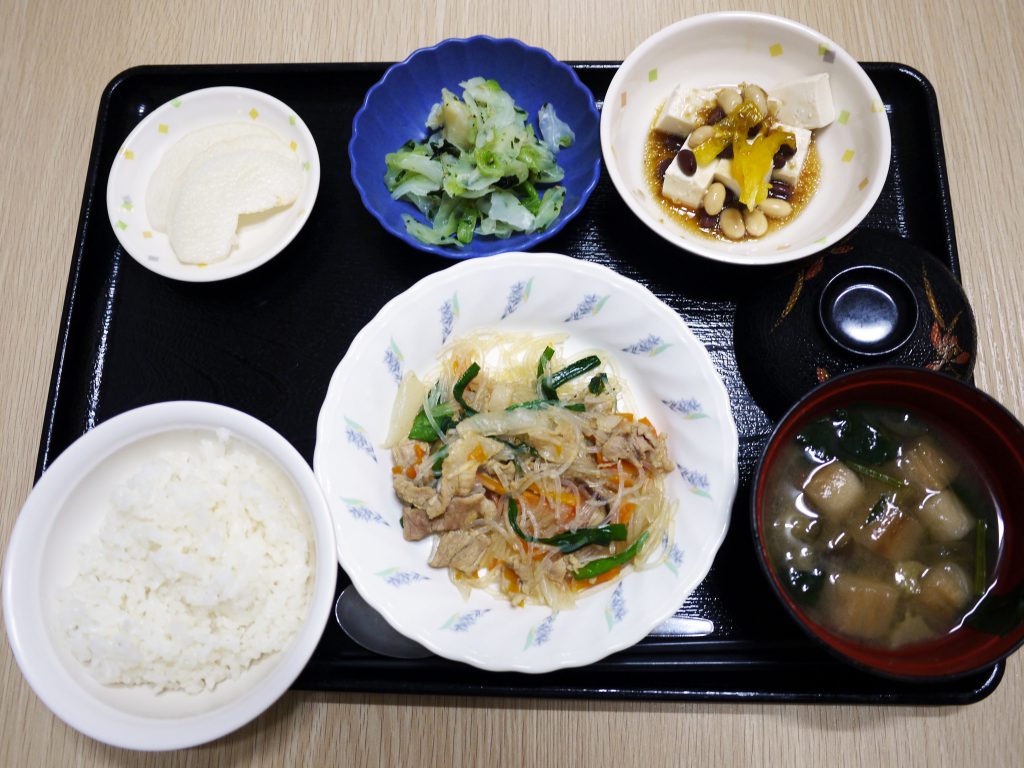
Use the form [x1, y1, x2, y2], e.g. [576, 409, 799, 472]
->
[384, 78, 575, 247]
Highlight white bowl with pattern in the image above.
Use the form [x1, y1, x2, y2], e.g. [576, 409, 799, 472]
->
[601, 12, 891, 265]
[314, 252, 738, 672]
[105, 86, 320, 281]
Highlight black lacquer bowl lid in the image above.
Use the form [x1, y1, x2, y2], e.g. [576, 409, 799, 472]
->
[734, 229, 976, 419]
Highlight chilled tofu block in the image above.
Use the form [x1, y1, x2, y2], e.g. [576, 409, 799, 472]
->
[662, 156, 719, 209]
[823, 574, 901, 641]
[771, 122, 812, 186]
[771, 74, 835, 129]
[655, 86, 718, 137]
[713, 158, 741, 197]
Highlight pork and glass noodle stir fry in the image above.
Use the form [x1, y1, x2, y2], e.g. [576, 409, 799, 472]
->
[385, 332, 675, 609]
[763, 406, 1000, 648]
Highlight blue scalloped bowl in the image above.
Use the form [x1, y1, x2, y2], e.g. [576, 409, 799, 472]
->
[349, 37, 601, 259]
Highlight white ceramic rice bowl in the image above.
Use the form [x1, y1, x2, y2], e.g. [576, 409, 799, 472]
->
[2, 402, 337, 750]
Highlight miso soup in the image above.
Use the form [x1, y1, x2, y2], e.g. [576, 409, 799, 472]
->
[763, 405, 1001, 648]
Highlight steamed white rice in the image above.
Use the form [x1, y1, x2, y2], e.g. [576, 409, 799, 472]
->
[57, 429, 313, 694]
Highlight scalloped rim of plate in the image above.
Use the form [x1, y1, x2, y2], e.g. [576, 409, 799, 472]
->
[313, 252, 739, 672]
[600, 11, 891, 266]
[105, 86, 321, 282]
[348, 36, 602, 259]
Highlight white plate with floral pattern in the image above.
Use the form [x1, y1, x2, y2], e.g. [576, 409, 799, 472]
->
[106, 86, 320, 282]
[313, 252, 738, 672]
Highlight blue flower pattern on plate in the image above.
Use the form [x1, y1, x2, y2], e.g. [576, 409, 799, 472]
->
[442, 609, 490, 632]
[341, 496, 389, 526]
[564, 293, 609, 322]
[500, 277, 532, 319]
[344, 417, 377, 462]
[622, 334, 672, 356]
[439, 293, 459, 344]
[662, 397, 707, 419]
[604, 582, 627, 629]
[664, 538, 685, 576]
[677, 464, 711, 499]
[524, 615, 556, 649]
[376, 567, 430, 586]
[383, 339, 403, 383]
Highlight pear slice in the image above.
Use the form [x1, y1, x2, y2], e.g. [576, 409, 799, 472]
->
[167, 147, 303, 265]
[146, 123, 281, 231]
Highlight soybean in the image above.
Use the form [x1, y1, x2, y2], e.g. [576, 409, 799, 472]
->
[703, 182, 726, 216]
[717, 87, 742, 115]
[742, 83, 768, 116]
[759, 198, 793, 219]
[743, 208, 769, 237]
[687, 125, 715, 148]
[720, 208, 745, 240]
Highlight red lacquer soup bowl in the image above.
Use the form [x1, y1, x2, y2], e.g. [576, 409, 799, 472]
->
[752, 367, 1024, 679]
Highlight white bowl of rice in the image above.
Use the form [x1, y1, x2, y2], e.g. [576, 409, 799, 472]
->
[2, 402, 337, 751]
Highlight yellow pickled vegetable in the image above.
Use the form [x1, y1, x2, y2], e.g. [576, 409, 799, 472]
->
[732, 129, 796, 210]
[692, 100, 763, 166]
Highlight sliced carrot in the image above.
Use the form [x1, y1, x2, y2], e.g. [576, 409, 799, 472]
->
[405, 466, 417, 479]
[572, 565, 623, 591]
[639, 416, 655, 433]
[391, 466, 402, 475]
[503, 566, 521, 594]
[414, 444, 426, 461]
[619, 502, 636, 525]
[469, 444, 487, 463]
[476, 472, 506, 495]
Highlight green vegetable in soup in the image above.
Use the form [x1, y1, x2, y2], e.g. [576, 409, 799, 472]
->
[966, 581, 1024, 637]
[782, 566, 825, 604]
[796, 409, 898, 466]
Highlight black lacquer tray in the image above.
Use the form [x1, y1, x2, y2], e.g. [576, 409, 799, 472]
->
[38, 62, 1000, 703]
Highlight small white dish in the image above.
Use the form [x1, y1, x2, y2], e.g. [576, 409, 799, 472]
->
[601, 12, 891, 265]
[314, 252, 739, 673]
[2, 402, 337, 751]
[106, 86, 321, 282]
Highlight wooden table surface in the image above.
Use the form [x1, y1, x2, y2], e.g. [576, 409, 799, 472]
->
[2, 0, 1021, 765]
